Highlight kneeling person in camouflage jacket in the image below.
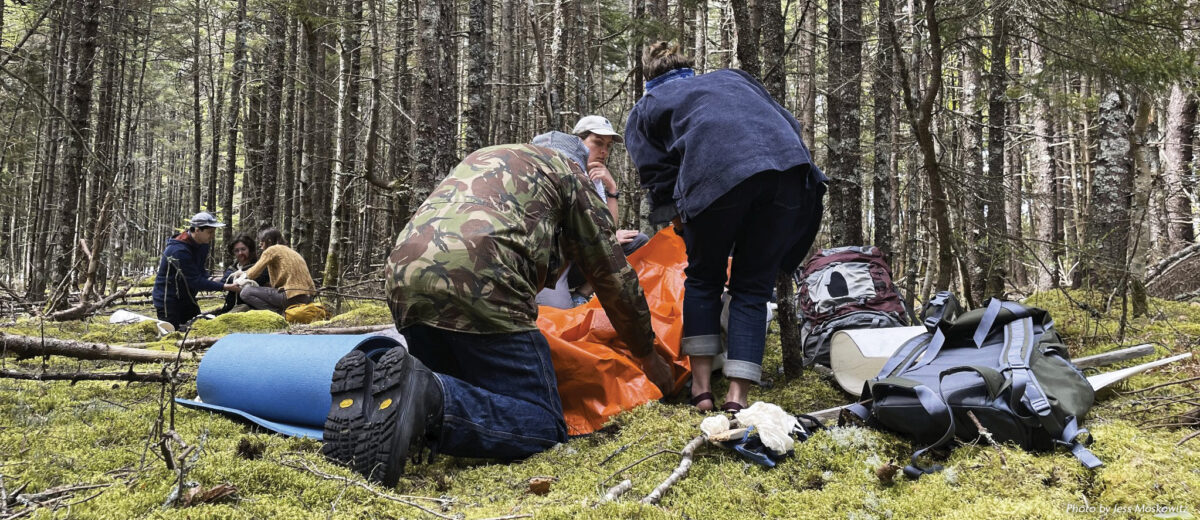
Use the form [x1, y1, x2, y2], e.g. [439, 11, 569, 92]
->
[383, 132, 673, 466]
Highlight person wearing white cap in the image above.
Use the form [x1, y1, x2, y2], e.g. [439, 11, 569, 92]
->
[151, 211, 240, 329]
[570, 115, 649, 255]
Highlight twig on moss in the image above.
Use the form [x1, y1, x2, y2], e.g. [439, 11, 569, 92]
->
[1124, 375, 1200, 395]
[277, 455, 454, 518]
[641, 434, 706, 505]
[0, 368, 189, 384]
[599, 432, 648, 466]
[599, 448, 680, 489]
[599, 479, 632, 503]
[1176, 430, 1200, 446]
[967, 411, 1006, 467]
[478, 515, 533, 520]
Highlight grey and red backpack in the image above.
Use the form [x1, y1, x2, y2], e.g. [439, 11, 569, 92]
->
[797, 246, 911, 366]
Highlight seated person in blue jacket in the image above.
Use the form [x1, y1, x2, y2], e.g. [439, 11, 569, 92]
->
[624, 42, 827, 413]
[211, 233, 271, 316]
[151, 212, 240, 328]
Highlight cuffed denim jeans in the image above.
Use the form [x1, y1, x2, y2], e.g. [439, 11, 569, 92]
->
[400, 324, 568, 461]
[679, 168, 825, 383]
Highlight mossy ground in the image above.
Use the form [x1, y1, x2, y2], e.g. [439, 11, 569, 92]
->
[1, 293, 1197, 519]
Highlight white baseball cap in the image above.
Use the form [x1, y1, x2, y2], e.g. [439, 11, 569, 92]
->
[572, 115, 623, 143]
[189, 211, 226, 228]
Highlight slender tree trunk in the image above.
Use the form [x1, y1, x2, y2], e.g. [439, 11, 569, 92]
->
[1028, 37, 1058, 289]
[961, 24, 985, 305]
[1163, 84, 1197, 248]
[1085, 88, 1133, 293]
[325, 0, 363, 290]
[730, 0, 759, 76]
[983, 9, 1008, 298]
[466, 0, 493, 151]
[50, 0, 102, 309]
[259, 4, 287, 228]
[222, 0, 248, 247]
[191, 0, 203, 212]
[1129, 94, 1155, 316]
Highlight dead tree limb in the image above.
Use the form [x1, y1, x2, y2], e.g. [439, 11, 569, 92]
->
[641, 434, 706, 505]
[45, 286, 132, 322]
[600, 479, 632, 503]
[0, 369, 190, 384]
[1146, 242, 1200, 285]
[1074, 344, 1157, 369]
[0, 333, 197, 363]
[289, 324, 394, 335]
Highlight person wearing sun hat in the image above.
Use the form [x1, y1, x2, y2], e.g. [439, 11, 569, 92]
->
[151, 211, 240, 329]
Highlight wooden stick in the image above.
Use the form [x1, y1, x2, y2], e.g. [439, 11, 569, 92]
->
[600, 479, 632, 503]
[0, 369, 189, 383]
[641, 435, 706, 505]
[1074, 344, 1157, 369]
[277, 455, 455, 518]
[0, 334, 197, 363]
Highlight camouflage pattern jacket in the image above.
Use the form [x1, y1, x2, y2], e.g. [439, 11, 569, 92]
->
[386, 144, 657, 357]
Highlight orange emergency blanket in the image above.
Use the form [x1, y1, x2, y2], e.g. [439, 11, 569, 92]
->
[537, 227, 692, 435]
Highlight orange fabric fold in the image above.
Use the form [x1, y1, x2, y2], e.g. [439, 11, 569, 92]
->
[537, 227, 692, 435]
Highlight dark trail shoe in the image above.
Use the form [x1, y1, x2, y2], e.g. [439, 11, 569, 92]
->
[321, 349, 375, 473]
[363, 347, 443, 487]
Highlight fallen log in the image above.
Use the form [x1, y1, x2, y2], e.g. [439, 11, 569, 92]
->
[0, 333, 196, 363]
[289, 324, 394, 335]
[0, 368, 190, 383]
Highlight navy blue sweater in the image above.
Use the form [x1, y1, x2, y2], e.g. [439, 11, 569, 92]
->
[625, 68, 826, 224]
[151, 233, 224, 310]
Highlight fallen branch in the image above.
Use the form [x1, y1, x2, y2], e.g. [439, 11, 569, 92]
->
[1177, 430, 1200, 447]
[1146, 242, 1200, 286]
[289, 324, 394, 335]
[0, 333, 197, 363]
[600, 479, 632, 503]
[0, 368, 189, 384]
[124, 337, 219, 351]
[46, 287, 132, 322]
[641, 434, 706, 505]
[967, 411, 1007, 466]
[1074, 344, 1157, 369]
[277, 454, 454, 518]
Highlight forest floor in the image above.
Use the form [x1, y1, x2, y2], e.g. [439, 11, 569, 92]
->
[1, 291, 1198, 519]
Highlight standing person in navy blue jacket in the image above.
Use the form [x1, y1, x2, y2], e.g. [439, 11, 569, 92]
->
[151, 212, 240, 329]
[625, 42, 827, 413]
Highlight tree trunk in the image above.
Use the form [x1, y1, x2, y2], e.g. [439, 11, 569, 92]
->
[1128, 94, 1156, 316]
[465, 0, 493, 151]
[1163, 84, 1197, 248]
[50, 0, 102, 310]
[259, 5, 287, 228]
[192, 0, 203, 212]
[222, 0, 248, 247]
[0, 333, 198, 363]
[827, 0, 864, 246]
[730, 0, 759, 77]
[324, 0, 363, 291]
[983, 9, 1008, 298]
[1027, 38, 1058, 290]
[411, 0, 458, 213]
[872, 0, 896, 258]
[1085, 88, 1133, 293]
[759, 0, 786, 99]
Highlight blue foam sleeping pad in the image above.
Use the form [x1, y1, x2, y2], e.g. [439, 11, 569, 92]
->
[175, 333, 403, 440]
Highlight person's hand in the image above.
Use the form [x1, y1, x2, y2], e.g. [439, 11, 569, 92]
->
[224, 283, 242, 293]
[616, 229, 639, 245]
[638, 350, 674, 396]
[588, 162, 617, 193]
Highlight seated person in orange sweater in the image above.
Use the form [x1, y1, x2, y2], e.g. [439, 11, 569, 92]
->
[236, 228, 318, 313]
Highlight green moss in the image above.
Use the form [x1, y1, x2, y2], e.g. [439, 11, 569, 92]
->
[188, 310, 288, 337]
[308, 302, 392, 328]
[1, 292, 1197, 518]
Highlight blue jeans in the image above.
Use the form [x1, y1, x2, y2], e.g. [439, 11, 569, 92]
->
[400, 324, 568, 460]
[679, 168, 825, 383]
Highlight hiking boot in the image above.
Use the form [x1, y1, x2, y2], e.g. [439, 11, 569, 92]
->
[362, 347, 443, 487]
[321, 349, 375, 473]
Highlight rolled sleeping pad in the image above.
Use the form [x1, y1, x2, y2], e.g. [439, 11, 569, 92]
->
[830, 326, 926, 397]
[175, 333, 404, 440]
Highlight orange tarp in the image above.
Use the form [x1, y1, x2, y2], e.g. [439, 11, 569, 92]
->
[537, 227, 692, 436]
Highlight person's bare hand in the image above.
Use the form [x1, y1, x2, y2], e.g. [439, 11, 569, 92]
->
[588, 162, 617, 192]
[639, 350, 674, 396]
[616, 229, 639, 245]
[224, 283, 242, 293]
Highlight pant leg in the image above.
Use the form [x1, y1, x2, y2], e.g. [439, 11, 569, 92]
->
[239, 286, 286, 313]
[621, 232, 650, 256]
[678, 180, 759, 358]
[723, 170, 822, 383]
[400, 325, 568, 461]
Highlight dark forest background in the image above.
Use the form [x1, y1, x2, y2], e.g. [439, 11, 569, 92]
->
[0, 0, 1196, 321]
